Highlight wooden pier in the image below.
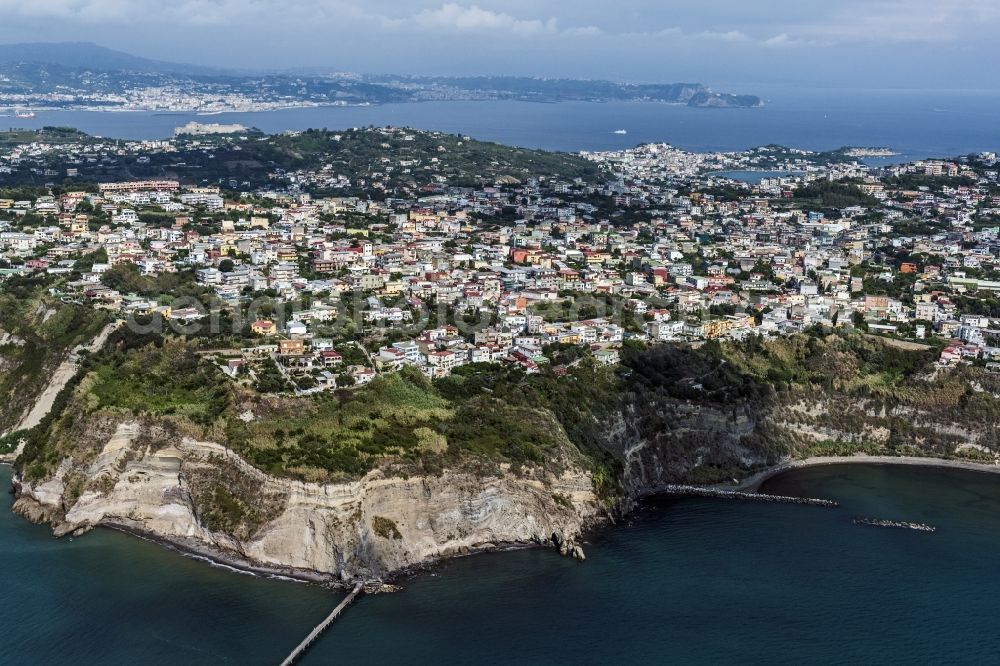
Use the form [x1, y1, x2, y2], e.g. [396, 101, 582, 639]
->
[280, 583, 364, 666]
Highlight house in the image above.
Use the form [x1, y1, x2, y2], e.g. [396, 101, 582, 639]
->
[279, 339, 305, 356]
[425, 349, 461, 371]
[864, 295, 889, 314]
[593, 348, 620, 366]
[282, 354, 314, 371]
[376, 347, 408, 370]
[352, 367, 376, 385]
[251, 320, 276, 336]
[312, 338, 334, 351]
[222, 358, 246, 377]
[320, 350, 343, 367]
[168, 307, 202, 321]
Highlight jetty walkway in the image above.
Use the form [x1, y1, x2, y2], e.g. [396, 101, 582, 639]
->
[280, 582, 364, 665]
[662, 485, 839, 507]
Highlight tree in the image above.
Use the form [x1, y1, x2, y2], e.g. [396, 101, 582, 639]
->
[219, 259, 235, 273]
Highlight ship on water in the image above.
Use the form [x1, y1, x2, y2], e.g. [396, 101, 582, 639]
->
[613, 129, 627, 134]
[15, 111, 36, 119]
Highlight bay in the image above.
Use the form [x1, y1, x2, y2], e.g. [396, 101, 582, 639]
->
[4, 88, 999, 160]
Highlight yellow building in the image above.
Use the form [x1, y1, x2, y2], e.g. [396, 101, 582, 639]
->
[251, 320, 277, 336]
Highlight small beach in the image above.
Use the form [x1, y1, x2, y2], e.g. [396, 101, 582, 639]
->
[742, 454, 1000, 491]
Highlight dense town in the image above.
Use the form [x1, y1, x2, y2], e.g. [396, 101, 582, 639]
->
[2, 126, 1000, 394]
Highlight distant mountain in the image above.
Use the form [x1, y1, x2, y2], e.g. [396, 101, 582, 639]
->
[0, 41, 223, 76]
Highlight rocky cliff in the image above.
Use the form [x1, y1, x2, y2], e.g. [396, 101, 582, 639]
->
[9, 331, 1000, 583]
[11, 421, 599, 583]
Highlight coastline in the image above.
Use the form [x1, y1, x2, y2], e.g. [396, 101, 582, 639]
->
[5, 452, 999, 587]
[4, 461, 589, 589]
[737, 455, 1000, 492]
[101, 522, 341, 587]
[90, 453, 1000, 585]
[100, 520, 559, 590]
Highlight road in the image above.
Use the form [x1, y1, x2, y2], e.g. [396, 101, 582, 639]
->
[7, 320, 122, 456]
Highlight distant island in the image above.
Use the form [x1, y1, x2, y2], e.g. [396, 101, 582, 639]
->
[0, 42, 762, 113]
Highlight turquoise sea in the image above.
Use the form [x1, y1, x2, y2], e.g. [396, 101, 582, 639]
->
[4, 462, 1000, 665]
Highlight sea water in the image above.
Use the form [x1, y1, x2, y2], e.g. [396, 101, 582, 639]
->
[4, 463, 1000, 664]
[6, 88, 999, 160]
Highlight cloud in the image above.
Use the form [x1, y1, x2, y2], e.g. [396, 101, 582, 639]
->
[0, 0, 132, 22]
[620, 26, 794, 48]
[762, 33, 818, 49]
[405, 4, 557, 36]
[697, 30, 751, 42]
[2, 0, 996, 46]
[768, 0, 1000, 45]
[605, 0, 1000, 49]
[378, 3, 605, 38]
[0, 0, 603, 38]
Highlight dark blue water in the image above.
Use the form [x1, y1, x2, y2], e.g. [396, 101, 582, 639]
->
[4, 463, 1000, 664]
[303, 463, 1000, 665]
[5, 88, 999, 159]
[0, 467, 336, 665]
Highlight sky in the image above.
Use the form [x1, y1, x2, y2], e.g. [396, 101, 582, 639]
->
[0, 0, 997, 89]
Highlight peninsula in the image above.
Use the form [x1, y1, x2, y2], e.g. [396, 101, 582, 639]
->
[0, 43, 762, 113]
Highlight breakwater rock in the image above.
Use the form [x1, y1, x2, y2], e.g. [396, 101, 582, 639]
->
[661, 485, 839, 507]
[853, 517, 937, 532]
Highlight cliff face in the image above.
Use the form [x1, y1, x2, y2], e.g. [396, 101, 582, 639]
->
[11, 422, 599, 582]
[686, 91, 763, 108]
[598, 389, 998, 495]
[11, 383, 997, 581]
[10, 333, 1000, 581]
[603, 403, 766, 494]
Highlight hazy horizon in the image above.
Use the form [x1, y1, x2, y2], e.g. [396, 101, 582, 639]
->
[0, 1, 997, 90]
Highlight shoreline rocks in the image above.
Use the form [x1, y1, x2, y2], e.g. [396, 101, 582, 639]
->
[658, 484, 839, 507]
[552, 531, 587, 561]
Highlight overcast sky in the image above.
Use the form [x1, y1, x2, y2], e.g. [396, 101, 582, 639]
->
[0, 0, 997, 88]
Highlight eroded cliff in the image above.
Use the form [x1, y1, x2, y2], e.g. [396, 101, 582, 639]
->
[12, 421, 599, 582]
[10, 331, 1000, 582]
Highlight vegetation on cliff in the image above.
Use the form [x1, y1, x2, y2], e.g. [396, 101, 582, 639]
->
[14, 326, 588, 485]
[186, 455, 289, 540]
[11, 325, 1000, 496]
[0, 276, 110, 437]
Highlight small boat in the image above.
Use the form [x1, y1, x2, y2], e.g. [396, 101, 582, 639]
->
[613, 129, 627, 135]
[15, 111, 36, 119]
